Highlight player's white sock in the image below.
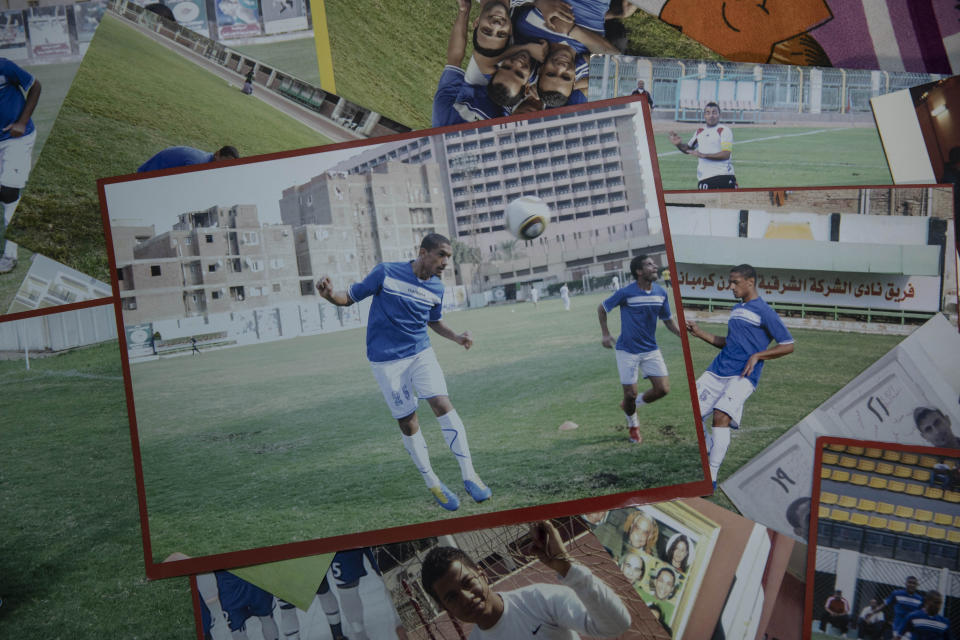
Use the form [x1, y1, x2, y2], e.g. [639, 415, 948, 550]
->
[277, 599, 300, 640]
[402, 430, 441, 487]
[708, 427, 731, 482]
[438, 410, 477, 480]
[1, 199, 18, 257]
[625, 412, 639, 427]
[338, 586, 369, 640]
[258, 614, 280, 640]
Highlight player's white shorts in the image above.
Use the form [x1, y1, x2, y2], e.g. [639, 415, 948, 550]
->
[370, 347, 448, 419]
[0, 129, 36, 189]
[695, 371, 755, 428]
[616, 348, 668, 385]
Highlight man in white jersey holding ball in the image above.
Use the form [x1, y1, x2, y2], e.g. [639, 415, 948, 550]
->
[686, 264, 794, 488]
[668, 101, 737, 190]
[316, 233, 490, 512]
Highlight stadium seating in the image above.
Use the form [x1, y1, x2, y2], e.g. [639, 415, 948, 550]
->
[850, 513, 869, 526]
[857, 499, 877, 512]
[901, 453, 919, 465]
[954, 515, 960, 528]
[868, 477, 888, 490]
[868, 516, 887, 529]
[847, 447, 865, 456]
[912, 468, 931, 483]
[851, 474, 869, 486]
[893, 465, 912, 478]
[823, 452, 839, 465]
[948, 531, 960, 544]
[839, 456, 857, 468]
[819, 505, 831, 518]
[905, 484, 924, 497]
[877, 502, 895, 515]
[924, 487, 944, 500]
[820, 467, 832, 479]
[888, 480, 906, 493]
[875, 462, 895, 475]
[945, 491, 960, 503]
[933, 512, 953, 526]
[857, 459, 876, 473]
[888, 520, 907, 533]
[821, 492, 839, 505]
[919, 456, 939, 468]
[915, 509, 933, 522]
[894, 505, 914, 519]
[827, 444, 847, 452]
[831, 470, 851, 483]
[882, 450, 901, 462]
[864, 448, 883, 458]
[830, 509, 850, 522]
[907, 523, 927, 537]
[927, 527, 946, 540]
[838, 495, 857, 508]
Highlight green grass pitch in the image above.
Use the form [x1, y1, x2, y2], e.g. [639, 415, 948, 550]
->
[9, 14, 333, 283]
[231, 36, 324, 87]
[655, 126, 893, 190]
[130, 291, 704, 561]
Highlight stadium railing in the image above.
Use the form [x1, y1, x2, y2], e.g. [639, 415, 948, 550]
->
[682, 297, 935, 325]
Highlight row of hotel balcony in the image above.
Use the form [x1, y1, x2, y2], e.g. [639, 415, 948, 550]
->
[446, 134, 620, 158]
[454, 190, 627, 214]
[450, 159, 624, 183]
[452, 176, 624, 199]
[442, 112, 622, 143]
[455, 204, 630, 231]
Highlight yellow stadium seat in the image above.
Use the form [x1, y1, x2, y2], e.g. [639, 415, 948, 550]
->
[831, 470, 851, 483]
[839, 456, 858, 468]
[823, 452, 840, 465]
[830, 509, 850, 522]
[888, 480, 906, 492]
[912, 469, 930, 483]
[948, 531, 960, 544]
[927, 527, 946, 540]
[933, 512, 952, 526]
[838, 495, 857, 508]
[850, 513, 869, 526]
[876, 462, 895, 475]
[906, 484, 924, 497]
[851, 473, 869, 486]
[821, 492, 839, 505]
[954, 515, 960, 528]
[894, 505, 915, 519]
[915, 509, 933, 522]
[919, 456, 938, 468]
[877, 502, 895, 515]
[857, 499, 877, 512]
[821, 467, 832, 479]
[819, 505, 831, 518]
[827, 444, 847, 452]
[924, 487, 944, 500]
[868, 516, 887, 529]
[847, 446, 865, 456]
[945, 491, 960, 503]
[864, 448, 883, 459]
[894, 465, 912, 478]
[888, 520, 907, 533]
[869, 477, 888, 490]
[901, 453, 919, 465]
[883, 450, 901, 462]
[857, 459, 876, 473]
[908, 523, 927, 537]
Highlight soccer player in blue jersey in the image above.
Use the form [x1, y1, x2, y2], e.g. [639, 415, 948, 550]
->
[897, 591, 950, 640]
[598, 255, 681, 444]
[137, 145, 239, 173]
[316, 233, 489, 512]
[685, 264, 794, 485]
[886, 576, 924, 638]
[0, 57, 40, 274]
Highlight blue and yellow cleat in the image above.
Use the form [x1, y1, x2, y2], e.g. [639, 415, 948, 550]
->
[429, 483, 460, 511]
[464, 477, 492, 503]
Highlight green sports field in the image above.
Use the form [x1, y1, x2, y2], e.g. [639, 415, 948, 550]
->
[10, 14, 333, 282]
[656, 126, 893, 191]
[131, 291, 704, 561]
[22, 60, 82, 160]
[231, 36, 323, 87]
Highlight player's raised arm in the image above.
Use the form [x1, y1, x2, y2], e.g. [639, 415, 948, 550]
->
[668, 131, 692, 153]
[597, 304, 615, 348]
[446, 0, 472, 67]
[686, 318, 725, 348]
[428, 320, 472, 350]
[316, 276, 353, 307]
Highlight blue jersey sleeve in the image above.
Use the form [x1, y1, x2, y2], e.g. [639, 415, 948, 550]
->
[432, 66, 466, 128]
[602, 288, 626, 313]
[429, 289, 443, 322]
[761, 304, 793, 344]
[0, 59, 34, 92]
[349, 264, 386, 303]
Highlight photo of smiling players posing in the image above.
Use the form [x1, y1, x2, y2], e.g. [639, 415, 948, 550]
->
[433, 0, 628, 126]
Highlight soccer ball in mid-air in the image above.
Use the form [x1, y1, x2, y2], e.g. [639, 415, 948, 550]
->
[505, 195, 550, 240]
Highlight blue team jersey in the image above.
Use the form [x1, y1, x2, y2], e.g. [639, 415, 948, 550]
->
[349, 261, 445, 362]
[0, 58, 35, 142]
[138, 146, 214, 173]
[512, 0, 609, 54]
[898, 609, 950, 640]
[602, 282, 671, 354]
[215, 571, 274, 631]
[707, 297, 793, 387]
[886, 589, 925, 628]
[432, 65, 501, 128]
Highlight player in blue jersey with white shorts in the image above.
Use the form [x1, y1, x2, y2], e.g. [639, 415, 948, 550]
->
[0, 58, 40, 274]
[897, 591, 950, 640]
[685, 264, 794, 486]
[137, 145, 239, 173]
[886, 576, 924, 639]
[598, 254, 680, 444]
[316, 233, 490, 512]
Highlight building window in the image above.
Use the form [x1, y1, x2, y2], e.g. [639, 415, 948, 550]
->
[117, 270, 124, 281]
[124, 298, 136, 310]
[184, 236, 192, 245]
[205, 234, 214, 243]
[208, 264, 217, 272]
[212, 290, 221, 300]
[151, 265, 161, 276]
[273, 283, 281, 293]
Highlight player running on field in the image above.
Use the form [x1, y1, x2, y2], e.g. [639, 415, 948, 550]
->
[685, 264, 794, 487]
[897, 591, 950, 640]
[667, 101, 737, 190]
[598, 254, 681, 443]
[0, 57, 41, 274]
[316, 233, 490, 512]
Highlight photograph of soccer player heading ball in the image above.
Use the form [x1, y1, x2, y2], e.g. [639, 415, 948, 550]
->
[805, 438, 960, 640]
[662, 185, 957, 528]
[98, 96, 711, 578]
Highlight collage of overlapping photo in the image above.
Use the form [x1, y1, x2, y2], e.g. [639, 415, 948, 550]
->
[2, 1, 959, 639]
